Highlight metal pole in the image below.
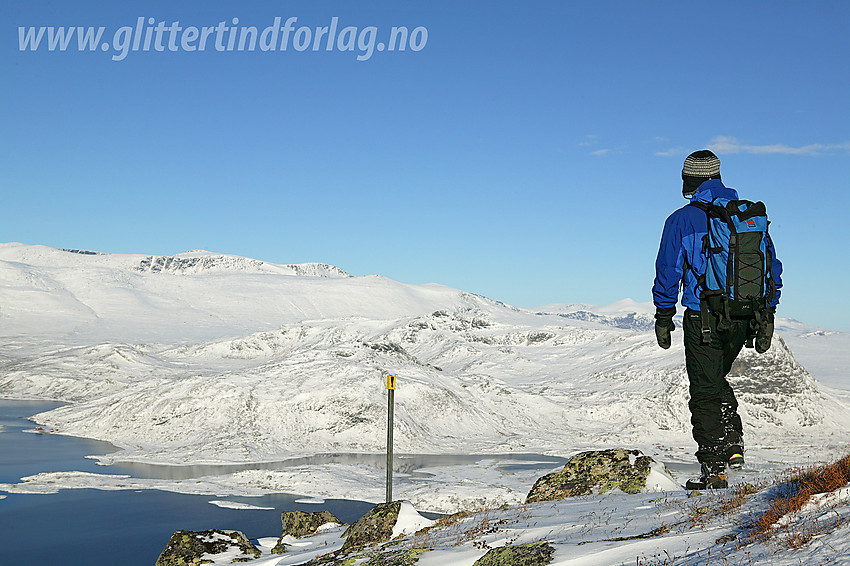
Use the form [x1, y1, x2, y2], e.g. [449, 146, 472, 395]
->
[386, 374, 396, 503]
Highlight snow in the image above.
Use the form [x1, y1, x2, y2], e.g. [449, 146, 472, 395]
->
[775, 483, 850, 529]
[539, 298, 658, 317]
[0, 458, 568, 514]
[1, 245, 848, 494]
[774, 317, 850, 390]
[251, 525, 348, 565]
[391, 500, 435, 538]
[3, 308, 844, 470]
[208, 499, 275, 510]
[645, 461, 682, 492]
[184, 484, 850, 565]
[294, 497, 325, 504]
[196, 532, 256, 565]
[0, 243, 471, 344]
[2, 243, 850, 565]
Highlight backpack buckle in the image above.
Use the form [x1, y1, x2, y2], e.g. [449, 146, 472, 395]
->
[699, 298, 712, 344]
[700, 315, 712, 344]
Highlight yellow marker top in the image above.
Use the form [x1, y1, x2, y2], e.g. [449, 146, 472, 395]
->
[386, 374, 396, 390]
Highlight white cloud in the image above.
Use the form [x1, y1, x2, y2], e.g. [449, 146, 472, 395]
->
[707, 136, 850, 155]
[578, 134, 599, 147]
[591, 148, 610, 156]
[654, 147, 685, 157]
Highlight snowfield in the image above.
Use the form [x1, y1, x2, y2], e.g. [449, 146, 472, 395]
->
[1, 243, 850, 564]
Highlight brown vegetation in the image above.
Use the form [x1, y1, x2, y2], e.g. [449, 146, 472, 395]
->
[750, 453, 850, 548]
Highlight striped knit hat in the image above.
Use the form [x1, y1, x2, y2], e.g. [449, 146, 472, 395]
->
[682, 150, 721, 178]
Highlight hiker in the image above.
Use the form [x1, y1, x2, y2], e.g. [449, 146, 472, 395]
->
[652, 150, 782, 490]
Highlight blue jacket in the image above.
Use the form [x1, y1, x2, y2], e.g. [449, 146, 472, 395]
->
[652, 179, 782, 311]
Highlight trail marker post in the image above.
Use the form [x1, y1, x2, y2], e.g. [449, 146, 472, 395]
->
[385, 374, 396, 503]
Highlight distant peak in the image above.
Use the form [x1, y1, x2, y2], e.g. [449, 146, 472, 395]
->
[283, 263, 353, 278]
[135, 254, 265, 274]
[133, 253, 351, 278]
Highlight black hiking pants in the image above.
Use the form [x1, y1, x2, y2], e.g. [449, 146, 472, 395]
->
[683, 308, 750, 464]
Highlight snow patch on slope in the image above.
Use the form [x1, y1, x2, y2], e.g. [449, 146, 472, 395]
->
[392, 501, 435, 538]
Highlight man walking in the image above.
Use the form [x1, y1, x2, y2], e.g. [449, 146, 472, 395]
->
[652, 150, 782, 489]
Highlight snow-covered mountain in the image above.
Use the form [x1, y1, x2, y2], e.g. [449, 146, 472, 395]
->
[535, 298, 656, 330]
[0, 243, 490, 345]
[1, 242, 848, 469]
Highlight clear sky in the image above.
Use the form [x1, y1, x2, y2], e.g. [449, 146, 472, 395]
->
[2, 1, 849, 330]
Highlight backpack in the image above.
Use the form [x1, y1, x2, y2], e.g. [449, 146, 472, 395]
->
[689, 198, 777, 343]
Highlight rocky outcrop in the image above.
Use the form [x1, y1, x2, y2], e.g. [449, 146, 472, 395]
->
[155, 529, 260, 565]
[339, 501, 402, 554]
[473, 542, 555, 565]
[363, 548, 429, 565]
[271, 510, 342, 554]
[526, 448, 656, 503]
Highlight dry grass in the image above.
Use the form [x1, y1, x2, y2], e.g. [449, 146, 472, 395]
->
[409, 504, 511, 550]
[749, 452, 850, 548]
[675, 481, 764, 533]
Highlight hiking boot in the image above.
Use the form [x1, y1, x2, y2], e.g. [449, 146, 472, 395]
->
[726, 445, 744, 470]
[685, 461, 728, 490]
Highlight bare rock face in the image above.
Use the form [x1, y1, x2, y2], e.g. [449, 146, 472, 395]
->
[271, 510, 342, 554]
[728, 336, 826, 426]
[339, 501, 402, 554]
[155, 529, 260, 565]
[473, 542, 555, 566]
[525, 448, 655, 503]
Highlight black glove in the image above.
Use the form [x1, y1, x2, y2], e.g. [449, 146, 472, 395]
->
[755, 307, 775, 354]
[654, 307, 676, 349]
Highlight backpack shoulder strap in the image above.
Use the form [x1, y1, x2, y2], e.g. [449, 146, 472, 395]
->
[686, 200, 719, 343]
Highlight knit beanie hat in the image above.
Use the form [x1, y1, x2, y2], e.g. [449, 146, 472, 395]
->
[682, 149, 721, 198]
[682, 150, 721, 178]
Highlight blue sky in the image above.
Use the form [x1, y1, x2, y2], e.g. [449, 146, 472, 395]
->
[2, 1, 849, 330]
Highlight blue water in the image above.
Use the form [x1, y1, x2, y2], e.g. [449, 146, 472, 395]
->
[0, 400, 372, 566]
[0, 399, 567, 566]
[2, 489, 375, 566]
[0, 399, 118, 483]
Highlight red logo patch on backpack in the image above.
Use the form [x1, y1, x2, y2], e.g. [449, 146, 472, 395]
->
[746, 219, 756, 228]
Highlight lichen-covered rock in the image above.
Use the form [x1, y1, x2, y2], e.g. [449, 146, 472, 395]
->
[155, 529, 260, 566]
[525, 448, 655, 503]
[339, 501, 402, 553]
[364, 548, 429, 565]
[271, 510, 342, 554]
[472, 542, 555, 566]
